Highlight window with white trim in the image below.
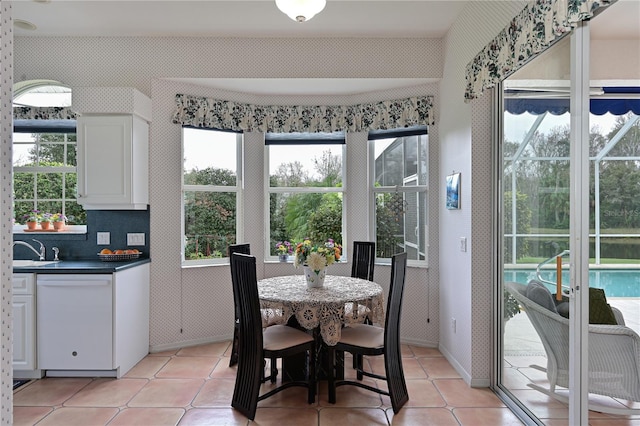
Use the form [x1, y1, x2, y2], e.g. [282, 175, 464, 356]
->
[370, 128, 428, 263]
[266, 133, 345, 259]
[12, 82, 86, 228]
[182, 127, 243, 264]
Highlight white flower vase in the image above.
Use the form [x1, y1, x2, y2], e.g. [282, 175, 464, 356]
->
[303, 266, 326, 289]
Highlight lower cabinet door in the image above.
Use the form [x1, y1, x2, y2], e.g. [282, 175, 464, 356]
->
[12, 295, 35, 370]
[37, 275, 113, 370]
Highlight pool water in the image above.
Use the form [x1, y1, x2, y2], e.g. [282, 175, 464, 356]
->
[504, 269, 640, 297]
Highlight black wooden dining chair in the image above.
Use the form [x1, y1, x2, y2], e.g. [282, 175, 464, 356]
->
[348, 241, 377, 370]
[327, 252, 409, 414]
[228, 243, 250, 367]
[351, 241, 376, 281]
[230, 253, 316, 421]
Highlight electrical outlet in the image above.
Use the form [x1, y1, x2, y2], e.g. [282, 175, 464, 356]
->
[127, 233, 145, 246]
[460, 237, 467, 252]
[97, 232, 110, 245]
[451, 318, 456, 333]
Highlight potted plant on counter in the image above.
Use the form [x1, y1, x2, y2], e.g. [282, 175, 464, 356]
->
[23, 210, 40, 230]
[50, 213, 67, 231]
[39, 213, 52, 230]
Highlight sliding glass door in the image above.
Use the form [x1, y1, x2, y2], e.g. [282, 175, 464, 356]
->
[497, 1, 640, 423]
[500, 34, 573, 423]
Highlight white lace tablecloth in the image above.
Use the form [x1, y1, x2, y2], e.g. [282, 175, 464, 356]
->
[258, 275, 385, 346]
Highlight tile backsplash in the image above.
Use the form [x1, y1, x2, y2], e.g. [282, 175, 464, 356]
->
[12, 209, 150, 261]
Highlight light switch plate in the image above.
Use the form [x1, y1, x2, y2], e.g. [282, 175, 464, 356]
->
[97, 232, 110, 245]
[460, 237, 467, 252]
[127, 233, 145, 246]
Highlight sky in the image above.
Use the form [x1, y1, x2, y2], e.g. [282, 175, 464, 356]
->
[182, 127, 393, 180]
[504, 111, 621, 143]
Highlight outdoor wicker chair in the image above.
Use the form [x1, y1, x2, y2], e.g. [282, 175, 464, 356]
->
[506, 281, 640, 415]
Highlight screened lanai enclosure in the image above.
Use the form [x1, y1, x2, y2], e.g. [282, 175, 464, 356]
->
[502, 86, 640, 265]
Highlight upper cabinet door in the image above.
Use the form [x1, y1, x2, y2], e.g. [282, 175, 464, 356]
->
[77, 114, 148, 210]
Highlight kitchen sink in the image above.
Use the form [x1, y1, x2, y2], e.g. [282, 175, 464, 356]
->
[13, 260, 59, 267]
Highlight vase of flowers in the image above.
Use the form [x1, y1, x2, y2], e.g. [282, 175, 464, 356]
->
[51, 213, 67, 231]
[275, 240, 293, 262]
[303, 265, 327, 288]
[294, 238, 342, 288]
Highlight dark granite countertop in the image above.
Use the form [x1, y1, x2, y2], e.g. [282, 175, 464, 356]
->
[12, 258, 150, 274]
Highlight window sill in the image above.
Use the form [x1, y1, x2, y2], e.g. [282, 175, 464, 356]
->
[13, 225, 87, 234]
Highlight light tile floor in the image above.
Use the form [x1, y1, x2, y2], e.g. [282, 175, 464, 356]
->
[14, 341, 524, 426]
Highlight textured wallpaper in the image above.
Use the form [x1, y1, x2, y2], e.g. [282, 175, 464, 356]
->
[1, 4, 13, 424]
[14, 35, 444, 351]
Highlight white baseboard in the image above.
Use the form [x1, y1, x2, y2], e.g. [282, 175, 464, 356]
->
[150, 334, 232, 353]
[13, 369, 44, 380]
[401, 337, 439, 348]
[45, 369, 117, 378]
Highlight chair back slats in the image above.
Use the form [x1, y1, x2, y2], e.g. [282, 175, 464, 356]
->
[351, 241, 376, 281]
[230, 253, 263, 420]
[228, 243, 251, 367]
[229, 243, 251, 256]
[384, 252, 409, 412]
[327, 251, 408, 413]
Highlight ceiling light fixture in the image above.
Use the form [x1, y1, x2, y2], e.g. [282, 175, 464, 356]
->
[275, 0, 326, 22]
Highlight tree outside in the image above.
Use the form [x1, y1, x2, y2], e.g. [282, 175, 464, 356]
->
[13, 132, 86, 225]
[504, 112, 640, 262]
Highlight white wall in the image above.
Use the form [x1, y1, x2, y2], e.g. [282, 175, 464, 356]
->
[14, 36, 443, 351]
[0, 4, 14, 424]
[438, 1, 527, 385]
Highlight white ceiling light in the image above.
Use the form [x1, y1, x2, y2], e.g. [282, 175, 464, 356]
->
[275, 0, 326, 22]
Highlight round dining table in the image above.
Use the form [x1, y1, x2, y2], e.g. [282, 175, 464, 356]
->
[258, 274, 385, 346]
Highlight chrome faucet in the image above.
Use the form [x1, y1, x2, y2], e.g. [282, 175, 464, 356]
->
[12, 239, 46, 261]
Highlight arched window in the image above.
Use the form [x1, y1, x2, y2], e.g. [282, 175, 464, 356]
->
[13, 80, 86, 228]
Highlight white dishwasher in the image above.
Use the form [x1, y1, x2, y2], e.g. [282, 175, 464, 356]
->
[37, 274, 113, 371]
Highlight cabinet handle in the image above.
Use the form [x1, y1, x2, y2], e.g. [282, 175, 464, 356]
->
[38, 282, 111, 287]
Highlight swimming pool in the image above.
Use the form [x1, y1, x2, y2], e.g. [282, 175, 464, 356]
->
[504, 269, 640, 297]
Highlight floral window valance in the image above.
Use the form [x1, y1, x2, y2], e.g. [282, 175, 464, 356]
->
[13, 106, 78, 120]
[172, 94, 434, 133]
[464, 0, 615, 101]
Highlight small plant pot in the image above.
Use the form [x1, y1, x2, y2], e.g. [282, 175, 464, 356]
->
[40, 221, 50, 230]
[53, 221, 65, 231]
[26, 221, 37, 230]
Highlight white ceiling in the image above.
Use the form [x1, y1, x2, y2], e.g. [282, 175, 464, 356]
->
[13, 0, 639, 39]
[12, 0, 470, 38]
[12, 0, 639, 95]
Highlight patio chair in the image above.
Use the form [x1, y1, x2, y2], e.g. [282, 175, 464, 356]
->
[228, 243, 250, 367]
[506, 281, 640, 415]
[230, 253, 316, 420]
[328, 252, 409, 414]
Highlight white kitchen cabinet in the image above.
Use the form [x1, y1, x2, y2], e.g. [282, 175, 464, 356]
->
[37, 263, 150, 377]
[13, 273, 36, 373]
[76, 114, 149, 210]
